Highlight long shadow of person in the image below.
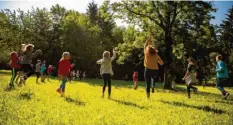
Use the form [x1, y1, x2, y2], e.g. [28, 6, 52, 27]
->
[109, 98, 148, 109]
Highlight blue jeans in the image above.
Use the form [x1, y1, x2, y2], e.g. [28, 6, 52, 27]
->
[144, 68, 158, 93]
[60, 76, 67, 93]
[216, 78, 227, 95]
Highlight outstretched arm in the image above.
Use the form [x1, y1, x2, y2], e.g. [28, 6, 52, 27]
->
[96, 59, 103, 64]
[111, 50, 117, 61]
[144, 36, 152, 49]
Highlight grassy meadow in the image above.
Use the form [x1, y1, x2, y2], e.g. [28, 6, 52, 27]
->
[0, 70, 232, 125]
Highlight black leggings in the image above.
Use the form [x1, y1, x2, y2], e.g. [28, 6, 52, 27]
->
[187, 84, 197, 96]
[21, 64, 34, 79]
[102, 74, 111, 96]
[144, 68, 158, 93]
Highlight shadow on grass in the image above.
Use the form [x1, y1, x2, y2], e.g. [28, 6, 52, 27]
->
[65, 96, 85, 106]
[109, 98, 147, 109]
[207, 100, 233, 105]
[173, 86, 223, 97]
[160, 100, 226, 114]
[19, 92, 34, 100]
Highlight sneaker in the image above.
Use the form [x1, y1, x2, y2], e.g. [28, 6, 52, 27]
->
[101, 93, 104, 98]
[194, 88, 198, 94]
[108, 96, 111, 99]
[224, 93, 230, 99]
[152, 87, 154, 93]
[56, 88, 62, 94]
[20, 77, 26, 85]
[147, 93, 150, 98]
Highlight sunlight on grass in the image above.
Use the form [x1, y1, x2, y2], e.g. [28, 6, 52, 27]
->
[0, 71, 232, 125]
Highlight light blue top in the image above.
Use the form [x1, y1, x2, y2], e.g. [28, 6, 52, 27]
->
[41, 64, 47, 72]
[216, 61, 229, 78]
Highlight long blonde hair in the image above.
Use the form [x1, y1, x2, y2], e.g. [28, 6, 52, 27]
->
[61, 52, 70, 61]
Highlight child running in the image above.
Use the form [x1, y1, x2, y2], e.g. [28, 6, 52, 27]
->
[97, 49, 117, 99]
[215, 55, 230, 99]
[133, 71, 138, 90]
[20, 44, 42, 84]
[182, 57, 198, 98]
[47, 65, 53, 81]
[56, 52, 74, 97]
[35, 60, 41, 84]
[40, 60, 47, 83]
[9, 51, 21, 89]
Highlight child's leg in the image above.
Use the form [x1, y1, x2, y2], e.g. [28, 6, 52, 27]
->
[102, 74, 107, 94]
[216, 78, 228, 96]
[187, 85, 191, 98]
[107, 74, 111, 97]
[9, 68, 16, 87]
[61, 76, 67, 93]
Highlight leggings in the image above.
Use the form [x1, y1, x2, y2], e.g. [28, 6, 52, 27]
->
[102, 74, 111, 96]
[21, 64, 34, 79]
[144, 68, 158, 93]
[9, 68, 20, 86]
[187, 83, 197, 96]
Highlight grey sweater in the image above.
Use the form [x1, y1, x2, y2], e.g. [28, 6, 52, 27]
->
[21, 51, 36, 64]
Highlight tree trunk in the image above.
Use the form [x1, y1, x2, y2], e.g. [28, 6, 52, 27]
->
[163, 32, 173, 89]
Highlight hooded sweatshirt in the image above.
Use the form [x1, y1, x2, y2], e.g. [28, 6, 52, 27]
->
[97, 52, 116, 75]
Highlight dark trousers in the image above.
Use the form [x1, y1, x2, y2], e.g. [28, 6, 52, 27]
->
[21, 64, 34, 79]
[144, 68, 158, 93]
[102, 74, 111, 96]
[187, 84, 197, 97]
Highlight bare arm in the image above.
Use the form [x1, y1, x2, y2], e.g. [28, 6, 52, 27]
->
[111, 50, 117, 61]
[144, 36, 152, 49]
[157, 55, 164, 65]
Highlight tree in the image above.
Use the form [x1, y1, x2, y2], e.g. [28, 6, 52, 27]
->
[86, 0, 99, 25]
[112, 1, 215, 89]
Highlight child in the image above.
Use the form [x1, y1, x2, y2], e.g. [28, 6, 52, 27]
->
[40, 60, 47, 83]
[133, 71, 138, 90]
[35, 60, 41, 84]
[47, 65, 53, 81]
[56, 52, 74, 97]
[9, 51, 21, 88]
[97, 49, 117, 98]
[76, 70, 80, 80]
[215, 55, 230, 99]
[79, 71, 83, 81]
[182, 57, 198, 98]
[83, 71, 86, 80]
[20, 44, 42, 84]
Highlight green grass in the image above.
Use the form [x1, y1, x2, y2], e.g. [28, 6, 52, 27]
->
[0, 70, 233, 125]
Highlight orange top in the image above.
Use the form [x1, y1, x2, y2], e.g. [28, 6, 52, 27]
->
[144, 46, 163, 70]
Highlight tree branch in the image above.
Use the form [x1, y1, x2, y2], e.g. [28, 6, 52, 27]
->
[125, 3, 165, 30]
[151, 1, 165, 28]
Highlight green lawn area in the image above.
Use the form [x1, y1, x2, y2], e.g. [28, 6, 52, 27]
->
[0, 70, 233, 125]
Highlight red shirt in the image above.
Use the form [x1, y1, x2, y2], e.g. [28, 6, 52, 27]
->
[133, 72, 138, 79]
[58, 59, 73, 76]
[10, 51, 21, 68]
[47, 65, 53, 73]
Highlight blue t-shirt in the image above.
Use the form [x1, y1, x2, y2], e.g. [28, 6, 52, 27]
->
[216, 61, 229, 78]
[41, 64, 47, 72]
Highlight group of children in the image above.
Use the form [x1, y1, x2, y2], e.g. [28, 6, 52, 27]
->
[8, 38, 231, 99]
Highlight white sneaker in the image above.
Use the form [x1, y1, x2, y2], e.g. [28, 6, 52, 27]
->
[224, 93, 230, 99]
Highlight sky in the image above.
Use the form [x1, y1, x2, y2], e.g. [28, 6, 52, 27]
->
[0, 0, 232, 26]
